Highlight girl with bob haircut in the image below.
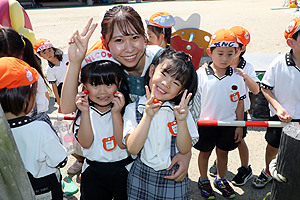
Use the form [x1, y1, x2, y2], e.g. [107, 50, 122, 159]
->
[73, 49, 132, 200]
[123, 49, 198, 199]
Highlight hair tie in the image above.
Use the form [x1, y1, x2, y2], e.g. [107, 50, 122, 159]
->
[20, 34, 26, 46]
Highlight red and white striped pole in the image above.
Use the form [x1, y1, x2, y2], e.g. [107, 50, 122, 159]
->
[48, 114, 75, 120]
[197, 120, 298, 128]
[48, 114, 298, 128]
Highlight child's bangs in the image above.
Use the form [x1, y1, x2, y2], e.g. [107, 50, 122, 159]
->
[162, 59, 189, 85]
[89, 65, 119, 86]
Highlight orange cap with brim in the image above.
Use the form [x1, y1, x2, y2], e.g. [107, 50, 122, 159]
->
[230, 26, 250, 46]
[33, 38, 53, 53]
[145, 12, 175, 28]
[284, 17, 300, 40]
[0, 57, 39, 89]
[209, 28, 239, 48]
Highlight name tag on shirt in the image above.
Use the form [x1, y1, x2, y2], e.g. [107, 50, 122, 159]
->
[102, 136, 117, 151]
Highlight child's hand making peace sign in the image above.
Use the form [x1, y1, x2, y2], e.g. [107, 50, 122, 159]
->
[174, 89, 192, 121]
[145, 84, 192, 120]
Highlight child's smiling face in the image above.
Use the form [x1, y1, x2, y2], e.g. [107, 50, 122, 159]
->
[84, 82, 118, 112]
[148, 62, 183, 102]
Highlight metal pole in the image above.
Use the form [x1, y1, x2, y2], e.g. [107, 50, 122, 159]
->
[48, 114, 295, 128]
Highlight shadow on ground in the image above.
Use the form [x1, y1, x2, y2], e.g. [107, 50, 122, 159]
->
[189, 170, 271, 200]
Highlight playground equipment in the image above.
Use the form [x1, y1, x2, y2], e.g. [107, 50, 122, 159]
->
[0, 0, 35, 43]
[171, 13, 212, 69]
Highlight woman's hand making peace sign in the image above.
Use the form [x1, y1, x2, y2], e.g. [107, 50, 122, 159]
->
[68, 18, 98, 64]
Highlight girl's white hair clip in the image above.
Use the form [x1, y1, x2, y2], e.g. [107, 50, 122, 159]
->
[81, 49, 120, 69]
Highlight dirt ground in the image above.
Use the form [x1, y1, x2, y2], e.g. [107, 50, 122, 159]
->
[25, 0, 297, 199]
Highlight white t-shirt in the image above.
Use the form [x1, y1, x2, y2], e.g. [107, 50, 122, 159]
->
[123, 96, 198, 171]
[237, 58, 260, 111]
[46, 53, 69, 86]
[74, 106, 131, 173]
[36, 74, 49, 113]
[261, 51, 300, 118]
[197, 65, 246, 121]
[9, 116, 67, 179]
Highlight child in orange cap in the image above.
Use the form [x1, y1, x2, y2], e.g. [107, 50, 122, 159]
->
[34, 38, 85, 175]
[208, 26, 260, 186]
[0, 57, 67, 200]
[0, 27, 50, 118]
[34, 38, 69, 114]
[194, 28, 246, 199]
[146, 12, 175, 49]
[252, 17, 300, 188]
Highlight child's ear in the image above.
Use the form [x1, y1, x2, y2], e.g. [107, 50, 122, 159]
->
[241, 45, 246, 53]
[144, 36, 148, 45]
[207, 48, 212, 57]
[149, 64, 155, 77]
[286, 38, 294, 48]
